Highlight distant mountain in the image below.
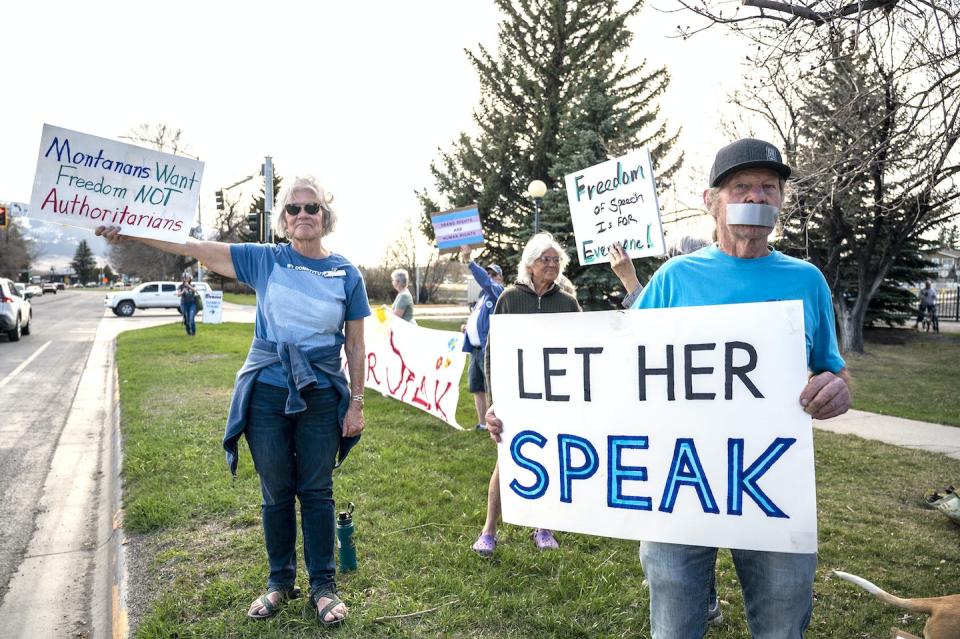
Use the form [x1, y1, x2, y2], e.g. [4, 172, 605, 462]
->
[8, 203, 110, 271]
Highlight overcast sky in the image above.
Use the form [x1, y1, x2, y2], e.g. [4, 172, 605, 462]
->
[2, 1, 755, 267]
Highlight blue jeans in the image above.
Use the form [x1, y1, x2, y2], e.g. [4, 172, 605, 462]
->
[245, 381, 340, 594]
[640, 542, 816, 639]
[181, 301, 197, 335]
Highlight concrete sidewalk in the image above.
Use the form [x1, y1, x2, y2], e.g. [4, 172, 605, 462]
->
[0, 312, 178, 639]
[816, 409, 960, 460]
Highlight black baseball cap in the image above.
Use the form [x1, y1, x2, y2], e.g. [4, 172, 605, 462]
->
[709, 138, 791, 187]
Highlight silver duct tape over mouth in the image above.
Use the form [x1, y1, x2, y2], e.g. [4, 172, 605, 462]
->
[726, 203, 779, 228]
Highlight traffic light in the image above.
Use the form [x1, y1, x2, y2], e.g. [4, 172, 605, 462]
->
[247, 212, 261, 242]
[215, 190, 225, 211]
[0, 204, 7, 229]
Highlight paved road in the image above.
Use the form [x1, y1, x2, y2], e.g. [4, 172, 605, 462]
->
[0, 288, 206, 638]
[0, 290, 190, 638]
[0, 291, 104, 607]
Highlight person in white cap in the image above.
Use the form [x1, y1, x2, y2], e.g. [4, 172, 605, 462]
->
[629, 138, 851, 638]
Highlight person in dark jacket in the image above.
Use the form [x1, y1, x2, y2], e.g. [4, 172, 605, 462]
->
[471, 232, 581, 557]
[459, 244, 505, 430]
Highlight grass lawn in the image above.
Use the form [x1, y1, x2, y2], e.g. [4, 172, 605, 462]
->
[117, 321, 960, 638]
[846, 328, 960, 426]
[223, 292, 257, 306]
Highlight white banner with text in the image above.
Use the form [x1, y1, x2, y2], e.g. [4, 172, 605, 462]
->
[490, 301, 817, 553]
[364, 306, 468, 429]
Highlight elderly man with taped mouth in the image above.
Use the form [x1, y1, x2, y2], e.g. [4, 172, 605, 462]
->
[631, 138, 851, 638]
[493, 139, 852, 638]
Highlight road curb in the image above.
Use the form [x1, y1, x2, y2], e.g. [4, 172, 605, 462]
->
[92, 335, 129, 638]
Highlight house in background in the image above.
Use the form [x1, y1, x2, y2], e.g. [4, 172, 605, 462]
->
[922, 247, 960, 289]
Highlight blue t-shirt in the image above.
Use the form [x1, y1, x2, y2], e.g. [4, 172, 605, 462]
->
[633, 245, 845, 374]
[231, 243, 371, 388]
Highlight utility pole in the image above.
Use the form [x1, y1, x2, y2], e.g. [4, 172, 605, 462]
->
[264, 156, 274, 244]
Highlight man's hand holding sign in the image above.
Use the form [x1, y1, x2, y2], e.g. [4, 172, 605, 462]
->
[800, 370, 852, 420]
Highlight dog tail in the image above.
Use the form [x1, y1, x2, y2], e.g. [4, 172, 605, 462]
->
[833, 571, 933, 614]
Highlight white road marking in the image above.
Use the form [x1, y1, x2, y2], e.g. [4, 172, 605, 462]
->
[0, 340, 52, 390]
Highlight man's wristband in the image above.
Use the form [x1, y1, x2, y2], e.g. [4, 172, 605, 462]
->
[351, 394, 364, 404]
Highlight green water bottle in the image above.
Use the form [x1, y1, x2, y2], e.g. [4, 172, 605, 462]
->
[336, 502, 357, 572]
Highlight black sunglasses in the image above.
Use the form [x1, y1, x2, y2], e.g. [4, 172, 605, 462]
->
[284, 202, 321, 216]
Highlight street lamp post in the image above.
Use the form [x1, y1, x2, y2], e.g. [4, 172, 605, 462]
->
[527, 179, 547, 234]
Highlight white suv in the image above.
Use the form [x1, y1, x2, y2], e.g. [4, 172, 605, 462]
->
[0, 278, 33, 341]
[104, 281, 215, 317]
[105, 281, 181, 317]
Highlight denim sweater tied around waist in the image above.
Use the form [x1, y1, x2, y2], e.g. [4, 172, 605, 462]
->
[222, 337, 360, 475]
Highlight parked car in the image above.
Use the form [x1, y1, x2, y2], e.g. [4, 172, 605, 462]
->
[25, 284, 42, 298]
[42, 283, 57, 295]
[14, 283, 31, 300]
[0, 278, 33, 341]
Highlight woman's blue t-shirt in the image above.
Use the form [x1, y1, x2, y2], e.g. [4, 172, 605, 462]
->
[230, 243, 371, 388]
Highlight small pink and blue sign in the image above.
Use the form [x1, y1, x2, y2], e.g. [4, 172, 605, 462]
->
[430, 204, 484, 254]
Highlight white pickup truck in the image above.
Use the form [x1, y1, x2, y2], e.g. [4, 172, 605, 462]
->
[104, 281, 211, 317]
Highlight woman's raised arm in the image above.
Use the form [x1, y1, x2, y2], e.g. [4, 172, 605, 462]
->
[96, 225, 236, 279]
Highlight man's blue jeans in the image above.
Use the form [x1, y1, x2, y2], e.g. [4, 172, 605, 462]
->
[245, 381, 340, 594]
[640, 541, 816, 639]
[181, 301, 197, 335]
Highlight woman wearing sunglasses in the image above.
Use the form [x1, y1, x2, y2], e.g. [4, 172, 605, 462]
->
[96, 176, 369, 627]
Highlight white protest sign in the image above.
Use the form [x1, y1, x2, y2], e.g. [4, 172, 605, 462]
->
[490, 301, 816, 554]
[29, 124, 203, 243]
[201, 290, 223, 324]
[563, 148, 665, 265]
[364, 306, 468, 429]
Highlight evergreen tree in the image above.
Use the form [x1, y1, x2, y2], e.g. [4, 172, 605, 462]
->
[71, 240, 97, 284]
[938, 223, 959, 250]
[419, 0, 681, 309]
[855, 237, 935, 327]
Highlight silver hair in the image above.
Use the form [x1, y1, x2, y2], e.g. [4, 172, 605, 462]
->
[667, 236, 709, 258]
[272, 176, 337, 240]
[391, 269, 409, 288]
[516, 232, 569, 287]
